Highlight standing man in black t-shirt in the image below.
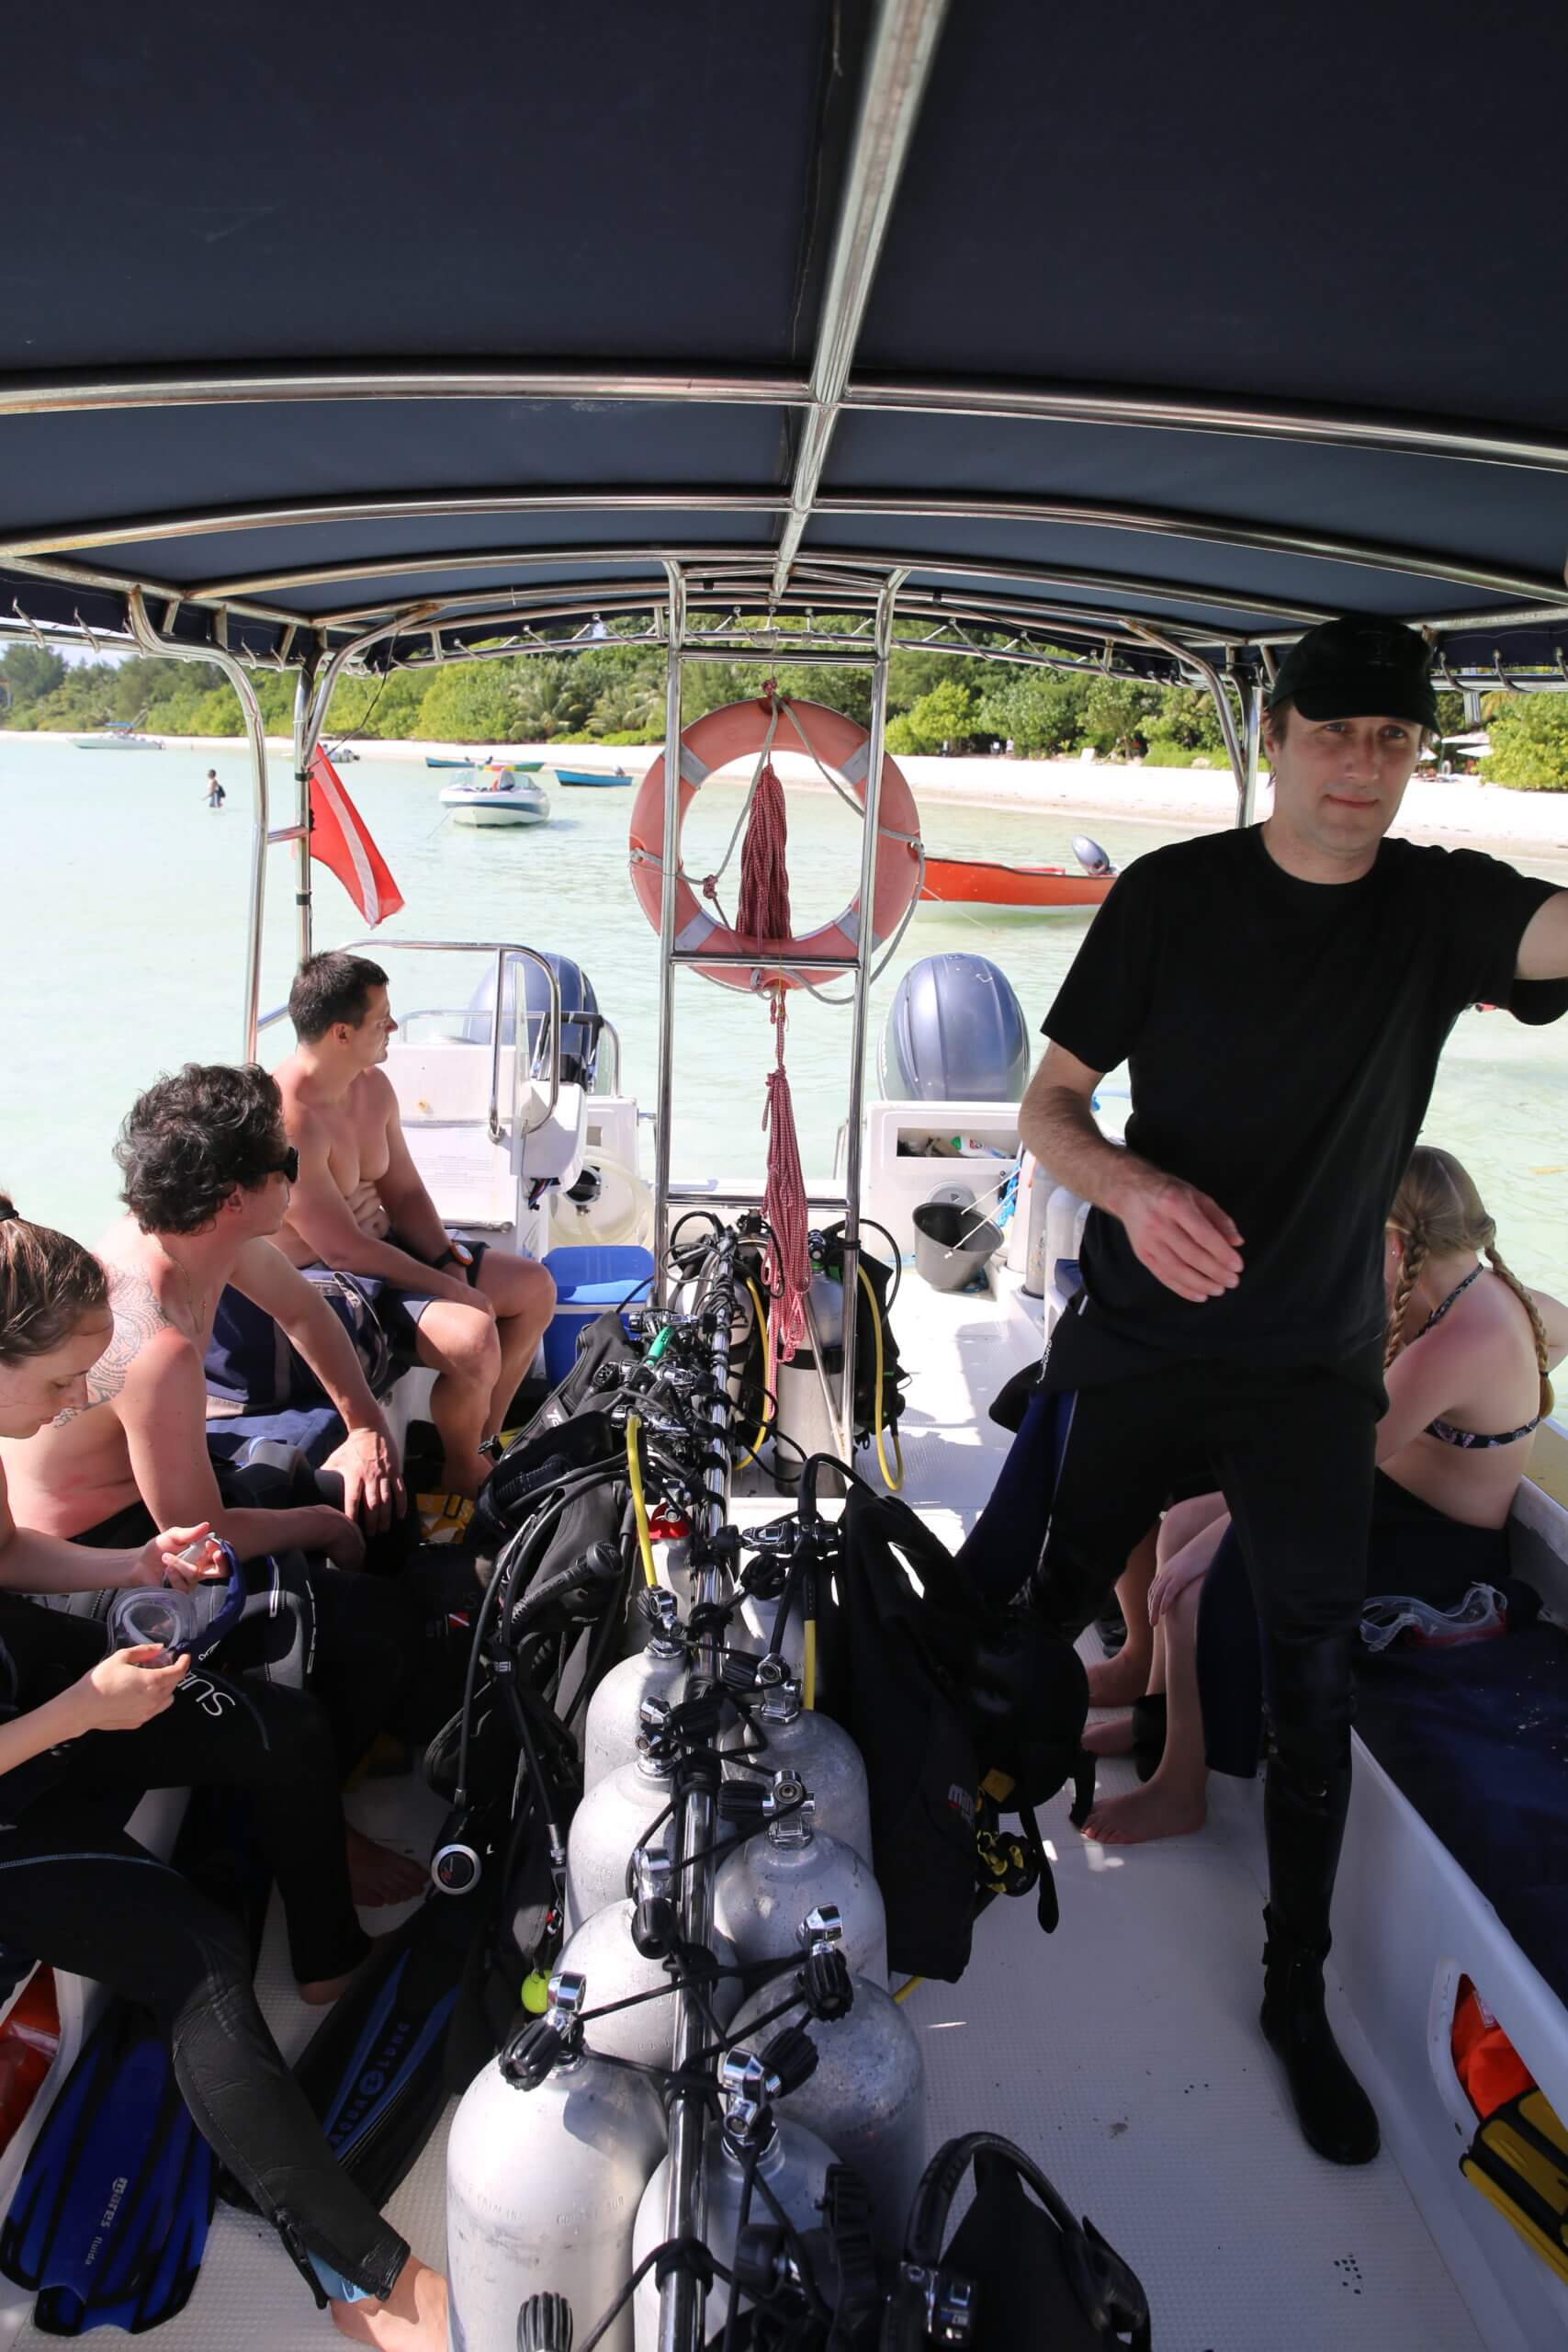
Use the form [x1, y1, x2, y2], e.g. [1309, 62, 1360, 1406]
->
[1020, 616, 1568, 2166]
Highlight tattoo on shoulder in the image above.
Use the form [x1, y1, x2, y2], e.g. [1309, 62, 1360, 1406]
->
[52, 1272, 173, 1422]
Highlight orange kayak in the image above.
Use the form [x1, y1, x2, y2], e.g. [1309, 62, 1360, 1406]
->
[921, 855, 1115, 910]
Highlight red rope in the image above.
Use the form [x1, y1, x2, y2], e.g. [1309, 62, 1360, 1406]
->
[735, 758, 792, 944]
[761, 989, 811, 1362]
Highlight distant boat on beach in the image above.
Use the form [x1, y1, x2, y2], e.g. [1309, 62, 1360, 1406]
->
[426, 754, 546, 772]
[555, 765, 633, 788]
[73, 723, 161, 751]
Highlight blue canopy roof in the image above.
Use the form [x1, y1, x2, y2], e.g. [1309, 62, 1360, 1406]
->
[3, 0, 1566, 687]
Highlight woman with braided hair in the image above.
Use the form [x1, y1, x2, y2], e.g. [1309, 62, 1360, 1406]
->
[1082, 1145, 1568, 1849]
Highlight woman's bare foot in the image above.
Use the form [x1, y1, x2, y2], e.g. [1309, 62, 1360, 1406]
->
[345, 1826, 428, 1909]
[332, 2255, 447, 2351]
[1085, 1646, 1154, 1708]
[1079, 1780, 1207, 1846]
[1082, 1713, 1137, 1758]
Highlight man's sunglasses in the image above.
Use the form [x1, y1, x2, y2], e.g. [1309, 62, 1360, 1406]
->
[267, 1146, 299, 1183]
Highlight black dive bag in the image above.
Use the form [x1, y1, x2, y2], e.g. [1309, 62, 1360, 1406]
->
[816, 1484, 1092, 1981]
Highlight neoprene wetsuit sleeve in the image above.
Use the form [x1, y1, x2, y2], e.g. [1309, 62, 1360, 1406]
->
[1438, 847, 1561, 1012]
[1038, 853, 1156, 1077]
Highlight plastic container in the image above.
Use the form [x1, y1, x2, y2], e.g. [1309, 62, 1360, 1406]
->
[540, 1245, 654, 1385]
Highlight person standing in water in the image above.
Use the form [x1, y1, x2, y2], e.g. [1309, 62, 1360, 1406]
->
[203, 769, 225, 808]
[1019, 615, 1568, 2167]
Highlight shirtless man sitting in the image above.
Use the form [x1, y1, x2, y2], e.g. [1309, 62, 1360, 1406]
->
[272, 952, 556, 1500]
[0, 1061, 423, 1904]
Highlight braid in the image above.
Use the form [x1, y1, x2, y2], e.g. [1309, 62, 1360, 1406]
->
[1485, 1244, 1556, 1418]
[1384, 1230, 1429, 1368]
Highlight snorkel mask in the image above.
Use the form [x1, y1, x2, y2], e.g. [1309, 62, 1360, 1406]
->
[105, 1540, 247, 1666]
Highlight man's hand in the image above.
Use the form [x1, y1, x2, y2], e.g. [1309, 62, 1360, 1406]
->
[323, 1427, 405, 1535]
[133, 1522, 226, 1591]
[305, 1505, 367, 1571]
[436, 1273, 495, 1315]
[1117, 1172, 1244, 1304]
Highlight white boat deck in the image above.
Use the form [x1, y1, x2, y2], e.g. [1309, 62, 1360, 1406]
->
[6, 1265, 1541, 2351]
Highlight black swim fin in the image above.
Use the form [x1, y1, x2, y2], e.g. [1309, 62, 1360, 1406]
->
[0, 1790, 269, 2335]
[288, 1891, 474, 2209]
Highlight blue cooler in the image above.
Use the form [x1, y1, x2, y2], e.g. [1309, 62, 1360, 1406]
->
[541, 1245, 655, 1386]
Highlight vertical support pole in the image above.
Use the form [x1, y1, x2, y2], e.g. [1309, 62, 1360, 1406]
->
[836, 571, 902, 1461]
[1235, 671, 1262, 830]
[127, 590, 270, 1060]
[652, 566, 686, 1306]
[292, 651, 319, 967]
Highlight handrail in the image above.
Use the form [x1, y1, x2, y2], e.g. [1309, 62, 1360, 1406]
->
[340, 936, 561, 1145]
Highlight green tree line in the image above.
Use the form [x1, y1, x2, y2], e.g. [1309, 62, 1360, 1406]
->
[5, 628, 1566, 785]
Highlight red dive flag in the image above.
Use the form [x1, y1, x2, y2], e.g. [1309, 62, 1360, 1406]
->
[308, 751, 404, 926]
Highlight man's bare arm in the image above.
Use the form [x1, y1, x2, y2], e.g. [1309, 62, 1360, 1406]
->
[1020, 1041, 1245, 1304]
[281, 1099, 473, 1305]
[116, 1331, 362, 1566]
[228, 1239, 404, 1529]
[1516, 889, 1568, 980]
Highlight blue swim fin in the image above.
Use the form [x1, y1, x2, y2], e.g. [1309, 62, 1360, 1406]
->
[0, 1791, 268, 2335]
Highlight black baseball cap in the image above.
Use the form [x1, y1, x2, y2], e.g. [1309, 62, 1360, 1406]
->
[1267, 617, 1438, 730]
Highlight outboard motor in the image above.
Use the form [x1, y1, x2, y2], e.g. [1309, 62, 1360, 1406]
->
[465, 952, 603, 1088]
[1072, 833, 1114, 876]
[878, 953, 1030, 1102]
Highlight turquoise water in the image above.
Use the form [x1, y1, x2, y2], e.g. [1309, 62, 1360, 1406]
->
[4, 731, 1568, 1299]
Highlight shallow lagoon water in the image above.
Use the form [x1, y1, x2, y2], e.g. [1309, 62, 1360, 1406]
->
[4, 732, 1566, 1301]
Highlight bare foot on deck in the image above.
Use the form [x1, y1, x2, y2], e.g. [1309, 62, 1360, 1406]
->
[1080, 1780, 1206, 1846]
[332, 2256, 447, 2352]
[1082, 1713, 1137, 1758]
[1085, 1647, 1154, 1708]
[345, 1826, 428, 1909]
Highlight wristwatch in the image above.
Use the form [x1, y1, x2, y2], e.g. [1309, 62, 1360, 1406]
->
[437, 1239, 475, 1273]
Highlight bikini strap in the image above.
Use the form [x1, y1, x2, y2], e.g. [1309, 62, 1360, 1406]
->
[1413, 1262, 1483, 1341]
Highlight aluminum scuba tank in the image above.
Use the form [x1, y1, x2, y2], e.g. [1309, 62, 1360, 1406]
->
[563, 1698, 680, 1932]
[631, 2042, 835, 2350]
[446, 1972, 666, 2352]
[583, 1590, 688, 1792]
[720, 1675, 874, 1868]
[712, 1773, 889, 1987]
[728, 1905, 925, 2247]
[556, 1848, 741, 2066]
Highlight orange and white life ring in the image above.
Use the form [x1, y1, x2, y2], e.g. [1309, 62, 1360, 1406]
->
[626, 696, 922, 993]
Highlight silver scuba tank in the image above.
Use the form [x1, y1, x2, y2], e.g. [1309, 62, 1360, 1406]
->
[446, 1972, 666, 2352]
[564, 1697, 680, 1932]
[583, 1590, 688, 1792]
[556, 1847, 742, 2066]
[720, 1676, 874, 1868]
[631, 2043, 836, 2350]
[728, 1905, 925, 2246]
[713, 1774, 889, 1987]
[655, 1530, 807, 1674]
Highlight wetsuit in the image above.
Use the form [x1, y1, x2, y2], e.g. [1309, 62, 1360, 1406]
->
[0, 1596, 408, 2302]
[1032, 826, 1562, 1974]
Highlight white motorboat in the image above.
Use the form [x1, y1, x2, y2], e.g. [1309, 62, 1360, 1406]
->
[71, 725, 161, 750]
[437, 764, 552, 827]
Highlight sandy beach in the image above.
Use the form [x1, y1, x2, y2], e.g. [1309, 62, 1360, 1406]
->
[19, 729, 1567, 853]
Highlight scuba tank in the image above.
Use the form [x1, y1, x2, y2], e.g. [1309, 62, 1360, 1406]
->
[556, 1848, 742, 2066]
[631, 2041, 834, 2351]
[713, 1773, 889, 1987]
[721, 1674, 874, 1868]
[564, 1697, 680, 1932]
[650, 1517, 807, 1673]
[583, 1589, 688, 1793]
[728, 1905, 925, 2248]
[446, 1972, 666, 2352]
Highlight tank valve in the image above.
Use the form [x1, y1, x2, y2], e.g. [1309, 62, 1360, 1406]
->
[629, 1847, 677, 1958]
[516, 2289, 574, 2350]
[502, 1972, 587, 2090]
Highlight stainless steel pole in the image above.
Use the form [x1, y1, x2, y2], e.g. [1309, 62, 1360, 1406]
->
[1235, 672, 1262, 829]
[291, 650, 318, 965]
[837, 572, 904, 1460]
[657, 1246, 735, 2352]
[652, 565, 686, 1306]
[127, 588, 270, 1059]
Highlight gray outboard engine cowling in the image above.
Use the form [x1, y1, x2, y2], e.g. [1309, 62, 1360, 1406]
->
[464, 952, 602, 1088]
[878, 953, 1030, 1102]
